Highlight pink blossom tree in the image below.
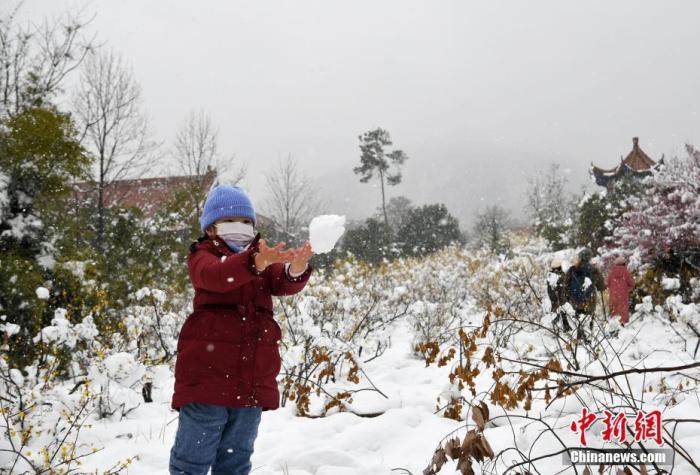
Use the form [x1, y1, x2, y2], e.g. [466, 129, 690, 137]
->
[604, 145, 700, 279]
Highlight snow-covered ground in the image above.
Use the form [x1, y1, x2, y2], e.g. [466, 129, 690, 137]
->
[3, 244, 698, 474]
[54, 298, 700, 474]
[76, 316, 462, 474]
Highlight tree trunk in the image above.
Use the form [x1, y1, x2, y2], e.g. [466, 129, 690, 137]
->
[379, 171, 388, 227]
[97, 180, 105, 250]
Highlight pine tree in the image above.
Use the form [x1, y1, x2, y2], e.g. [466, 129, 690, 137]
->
[353, 128, 409, 227]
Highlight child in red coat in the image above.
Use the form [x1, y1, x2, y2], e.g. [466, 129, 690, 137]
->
[170, 185, 313, 475]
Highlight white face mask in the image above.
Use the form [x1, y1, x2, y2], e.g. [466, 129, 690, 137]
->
[216, 221, 255, 248]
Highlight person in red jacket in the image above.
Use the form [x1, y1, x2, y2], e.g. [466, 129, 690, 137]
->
[606, 256, 635, 324]
[169, 185, 313, 475]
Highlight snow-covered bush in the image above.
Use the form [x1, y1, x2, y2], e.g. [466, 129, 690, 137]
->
[276, 257, 409, 416]
[28, 307, 148, 420]
[0, 356, 101, 474]
[415, 244, 700, 474]
[1, 308, 105, 473]
[123, 287, 180, 365]
[0, 285, 185, 472]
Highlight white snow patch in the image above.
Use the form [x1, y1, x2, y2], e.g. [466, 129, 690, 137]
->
[1, 322, 20, 336]
[582, 277, 592, 290]
[662, 277, 681, 290]
[103, 352, 139, 383]
[35, 286, 50, 300]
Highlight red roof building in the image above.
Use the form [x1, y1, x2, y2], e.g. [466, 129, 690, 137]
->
[72, 169, 274, 227]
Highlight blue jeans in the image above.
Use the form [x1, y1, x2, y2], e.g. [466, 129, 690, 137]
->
[169, 403, 262, 475]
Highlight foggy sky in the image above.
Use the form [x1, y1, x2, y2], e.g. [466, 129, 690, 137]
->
[19, 0, 700, 228]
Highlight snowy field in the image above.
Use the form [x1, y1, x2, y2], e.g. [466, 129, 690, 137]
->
[3, 241, 699, 474]
[53, 300, 700, 474]
[70, 316, 462, 474]
[2, 212, 699, 474]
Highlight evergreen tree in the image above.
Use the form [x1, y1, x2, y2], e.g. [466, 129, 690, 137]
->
[396, 203, 464, 257]
[342, 218, 394, 264]
[473, 205, 511, 254]
[574, 175, 647, 252]
[0, 106, 91, 366]
[353, 128, 408, 227]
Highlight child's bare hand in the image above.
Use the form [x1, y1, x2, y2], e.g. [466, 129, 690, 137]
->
[255, 239, 295, 270]
[288, 241, 313, 274]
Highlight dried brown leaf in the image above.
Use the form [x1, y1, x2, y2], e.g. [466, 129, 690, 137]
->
[456, 457, 474, 475]
[461, 429, 477, 453]
[471, 441, 485, 463]
[431, 447, 447, 471]
[444, 437, 462, 459]
[478, 434, 495, 460]
[471, 405, 485, 431]
[479, 401, 490, 422]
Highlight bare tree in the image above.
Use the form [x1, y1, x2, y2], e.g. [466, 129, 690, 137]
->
[0, 2, 95, 117]
[262, 154, 325, 238]
[173, 110, 246, 217]
[73, 49, 158, 243]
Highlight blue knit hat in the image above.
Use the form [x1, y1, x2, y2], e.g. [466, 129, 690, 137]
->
[200, 185, 256, 232]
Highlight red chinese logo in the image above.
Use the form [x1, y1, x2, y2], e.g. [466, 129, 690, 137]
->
[569, 408, 664, 446]
[569, 408, 598, 446]
[634, 409, 663, 446]
[601, 410, 628, 443]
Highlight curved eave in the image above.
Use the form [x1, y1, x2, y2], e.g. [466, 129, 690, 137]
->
[590, 163, 653, 187]
[590, 164, 621, 187]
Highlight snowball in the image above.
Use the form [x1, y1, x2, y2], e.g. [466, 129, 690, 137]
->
[35, 287, 50, 300]
[309, 215, 346, 254]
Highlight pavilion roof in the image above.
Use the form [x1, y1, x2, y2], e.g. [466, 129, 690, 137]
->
[590, 137, 662, 187]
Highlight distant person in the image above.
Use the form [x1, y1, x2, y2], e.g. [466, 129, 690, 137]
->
[562, 248, 606, 320]
[607, 256, 635, 324]
[547, 258, 570, 331]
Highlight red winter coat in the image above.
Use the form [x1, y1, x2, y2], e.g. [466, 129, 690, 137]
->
[606, 264, 634, 323]
[171, 233, 312, 411]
